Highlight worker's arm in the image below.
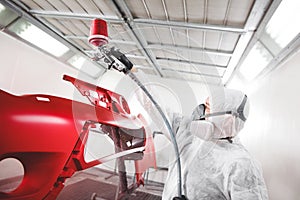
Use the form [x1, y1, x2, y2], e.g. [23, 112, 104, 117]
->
[228, 158, 269, 200]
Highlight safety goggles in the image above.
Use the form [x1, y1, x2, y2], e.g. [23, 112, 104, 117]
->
[197, 95, 248, 122]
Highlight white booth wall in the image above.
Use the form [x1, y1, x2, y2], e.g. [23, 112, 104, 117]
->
[239, 49, 300, 200]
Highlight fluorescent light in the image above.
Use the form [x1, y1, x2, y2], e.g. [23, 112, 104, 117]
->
[67, 54, 103, 77]
[0, 3, 5, 12]
[265, 0, 300, 48]
[239, 42, 273, 80]
[9, 19, 69, 57]
[67, 54, 86, 70]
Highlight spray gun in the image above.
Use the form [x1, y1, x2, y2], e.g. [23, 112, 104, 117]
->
[88, 18, 186, 200]
[88, 19, 133, 74]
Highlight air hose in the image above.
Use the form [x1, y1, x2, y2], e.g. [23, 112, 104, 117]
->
[128, 72, 183, 199]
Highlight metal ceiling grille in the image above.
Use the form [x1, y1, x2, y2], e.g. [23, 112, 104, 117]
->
[2, 0, 274, 84]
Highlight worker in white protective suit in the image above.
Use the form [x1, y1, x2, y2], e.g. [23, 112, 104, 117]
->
[162, 88, 269, 200]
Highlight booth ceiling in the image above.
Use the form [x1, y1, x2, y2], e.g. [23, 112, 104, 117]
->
[3, 0, 274, 84]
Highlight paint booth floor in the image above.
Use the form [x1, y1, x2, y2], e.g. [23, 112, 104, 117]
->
[57, 167, 163, 200]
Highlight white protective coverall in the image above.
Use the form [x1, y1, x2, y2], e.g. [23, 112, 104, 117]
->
[162, 88, 269, 200]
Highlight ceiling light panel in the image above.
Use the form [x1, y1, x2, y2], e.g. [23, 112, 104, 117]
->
[239, 41, 273, 80]
[67, 54, 103, 78]
[9, 18, 69, 57]
[0, 3, 19, 28]
[264, 0, 300, 49]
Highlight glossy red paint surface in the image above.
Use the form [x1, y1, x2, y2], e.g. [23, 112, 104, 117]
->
[0, 75, 156, 200]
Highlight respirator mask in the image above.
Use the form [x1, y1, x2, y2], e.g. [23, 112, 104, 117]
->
[190, 95, 248, 141]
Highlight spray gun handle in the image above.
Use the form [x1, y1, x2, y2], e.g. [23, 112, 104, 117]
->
[109, 47, 133, 74]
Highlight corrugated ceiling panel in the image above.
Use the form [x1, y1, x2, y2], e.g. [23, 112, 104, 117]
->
[152, 49, 179, 60]
[44, 18, 73, 35]
[92, 0, 118, 17]
[58, 0, 86, 13]
[175, 49, 190, 60]
[136, 25, 160, 44]
[219, 33, 240, 51]
[210, 55, 230, 66]
[60, 20, 86, 35]
[172, 28, 188, 46]
[158, 60, 225, 76]
[163, 70, 222, 84]
[69, 38, 90, 50]
[189, 51, 227, 66]
[76, 0, 103, 15]
[115, 44, 141, 55]
[162, 69, 220, 84]
[125, 0, 148, 18]
[129, 58, 150, 67]
[31, 0, 56, 11]
[207, 0, 229, 25]
[186, 0, 205, 23]
[130, 46, 143, 56]
[140, 68, 156, 75]
[165, 0, 184, 21]
[140, 26, 174, 45]
[143, 0, 167, 20]
[188, 29, 204, 48]
[20, 0, 43, 10]
[150, 49, 165, 58]
[46, 0, 70, 12]
[187, 74, 222, 84]
[109, 24, 131, 41]
[155, 27, 175, 45]
[205, 31, 222, 49]
[227, 0, 254, 26]
[71, 20, 90, 36]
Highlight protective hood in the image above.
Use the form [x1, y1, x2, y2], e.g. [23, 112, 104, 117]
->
[190, 88, 250, 141]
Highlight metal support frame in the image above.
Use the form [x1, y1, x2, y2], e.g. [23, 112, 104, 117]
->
[65, 35, 137, 46]
[148, 43, 233, 57]
[29, 9, 123, 23]
[161, 67, 222, 78]
[134, 18, 247, 34]
[156, 57, 227, 68]
[110, 0, 164, 77]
